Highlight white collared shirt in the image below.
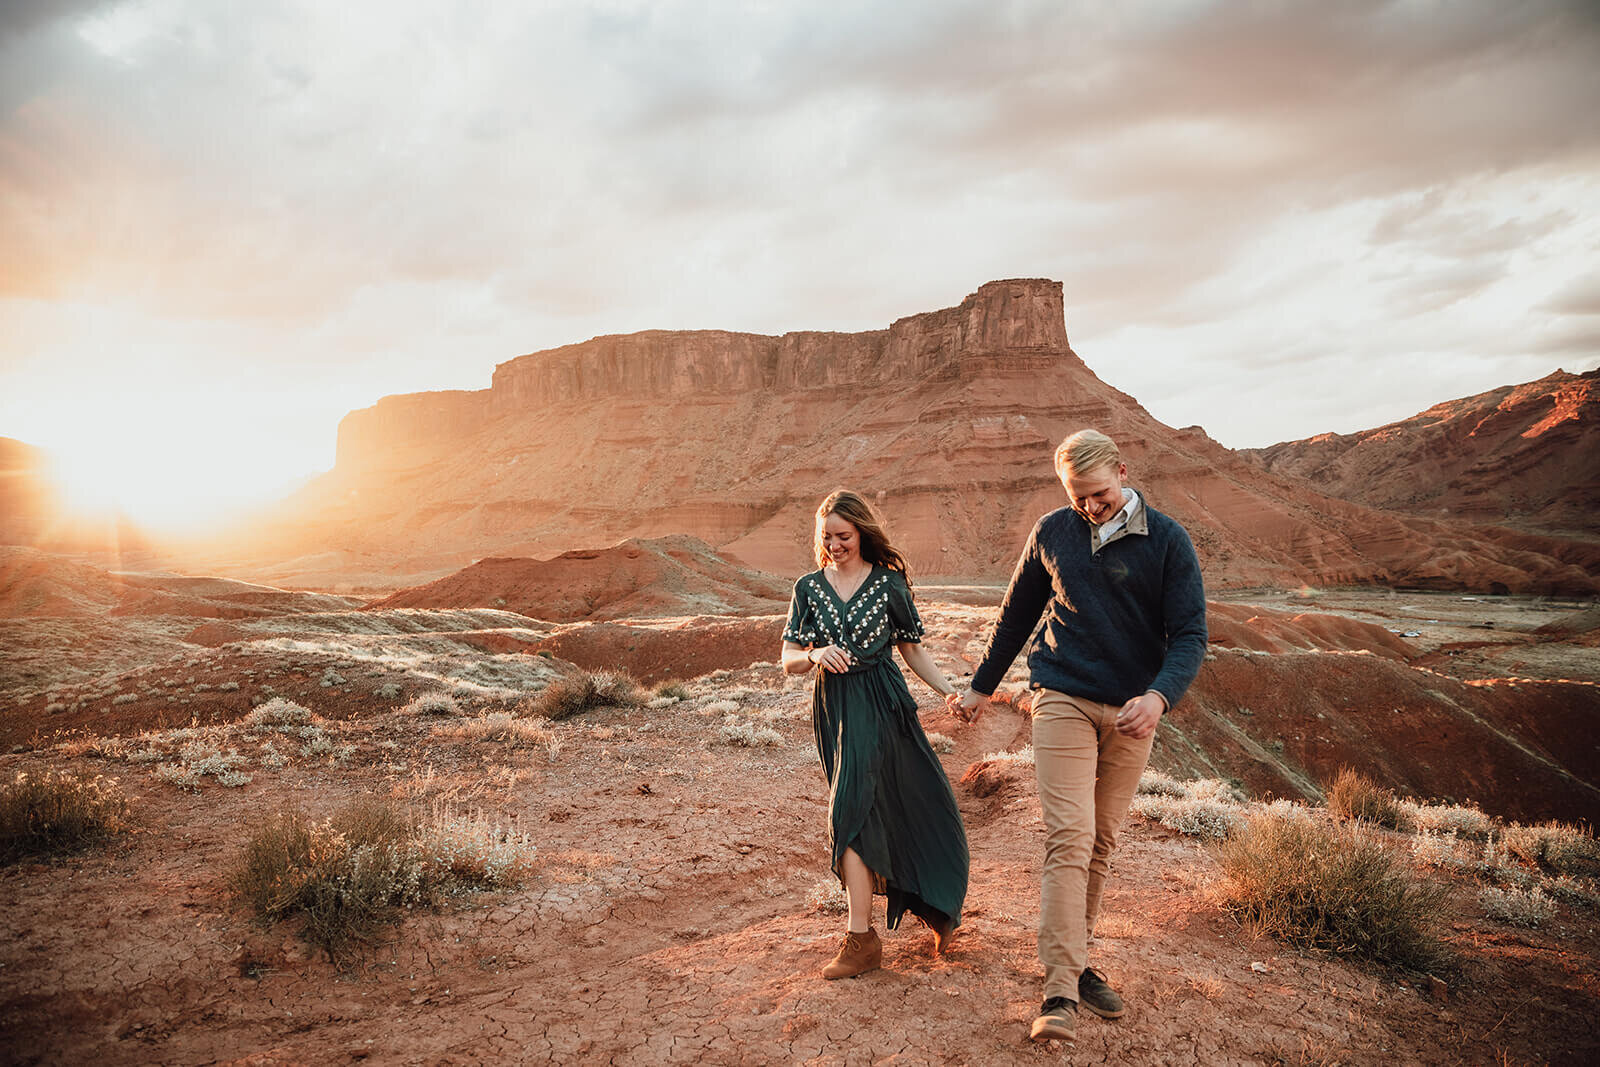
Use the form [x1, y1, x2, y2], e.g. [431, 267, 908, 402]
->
[1097, 488, 1140, 544]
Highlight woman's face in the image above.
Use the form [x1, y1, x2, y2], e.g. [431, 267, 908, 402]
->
[821, 512, 861, 567]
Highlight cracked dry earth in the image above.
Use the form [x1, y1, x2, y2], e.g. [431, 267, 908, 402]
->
[3, 617, 1599, 1065]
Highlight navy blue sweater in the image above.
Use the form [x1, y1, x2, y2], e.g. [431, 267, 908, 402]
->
[970, 494, 1207, 710]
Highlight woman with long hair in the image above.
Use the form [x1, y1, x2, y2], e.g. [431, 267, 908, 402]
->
[781, 489, 970, 979]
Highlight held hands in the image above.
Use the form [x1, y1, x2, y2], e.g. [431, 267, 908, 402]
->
[809, 644, 854, 673]
[1115, 691, 1166, 740]
[945, 687, 988, 724]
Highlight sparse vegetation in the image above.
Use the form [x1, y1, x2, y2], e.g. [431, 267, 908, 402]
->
[1502, 821, 1600, 878]
[1326, 767, 1408, 830]
[402, 691, 462, 717]
[1479, 884, 1556, 928]
[982, 745, 1035, 765]
[155, 742, 253, 790]
[1131, 774, 1252, 839]
[1215, 810, 1447, 971]
[231, 796, 534, 962]
[806, 877, 848, 915]
[437, 712, 557, 751]
[526, 669, 645, 721]
[718, 715, 782, 747]
[1, 770, 131, 864]
[925, 731, 955, 754]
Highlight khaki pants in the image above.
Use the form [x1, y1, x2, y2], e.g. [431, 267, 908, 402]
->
[1031, 689, 1154, 1002]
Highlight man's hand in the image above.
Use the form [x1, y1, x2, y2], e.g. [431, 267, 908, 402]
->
[1115, 691, 1165, 739]
[947, 687, 988, 723]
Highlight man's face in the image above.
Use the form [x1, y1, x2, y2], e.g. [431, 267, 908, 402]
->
[1063, 461, 1128, 526]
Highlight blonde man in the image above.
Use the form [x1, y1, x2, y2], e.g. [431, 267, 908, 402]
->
[953, 429, 1207, 1044]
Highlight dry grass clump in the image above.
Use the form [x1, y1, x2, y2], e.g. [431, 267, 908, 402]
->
[1215, 810, 1447, 971]
[0, 770, 131, 864]
[155, 741, 253, 790]
[437, 713, 557, 752]
[1479, 884, 1556, 928]
[806, 877, 848, 915]
[1502, 821, 1600, 878]
[1325, 768, 1408, 830]
[526, 669, 644, 721]
[1131, 774, 1250, 839]
[925, 731, 955, 754]
[402, 691, 462, 717]
[1399, 800, 1492, 839]
[246, 697, 314, 728]
[718, 716, 782, 747]
[231, 796, 534, 962]
[981, 745, 1035, 765]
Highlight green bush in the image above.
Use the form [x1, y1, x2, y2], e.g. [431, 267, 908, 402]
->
[1215, 811, 1447, 971]
[0, 770, 131, 864]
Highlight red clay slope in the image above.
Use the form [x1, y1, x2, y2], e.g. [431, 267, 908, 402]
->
[1244, 368, 1599, 539]
[367, 535, 790, 622]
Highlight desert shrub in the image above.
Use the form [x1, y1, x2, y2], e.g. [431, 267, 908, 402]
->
[231, 796, 533, 962]
[0, 770, 131, 864]
[1410, 830, 1467, 870]
[719, 716, 782, 747]
[247, 698, 313, 728]
[1397, 800, 1493, 839]
[402, 691, 461, 717]
[653, 681, 691, 702]
[156, 742, 252, 790]
[1325, 768, 1408, 830]
[1502, 821, 1600, 878]
[527, 673, 598, 720]
[1137, 770, 1189, 797]
[806, 877, 848, 915]
[590, 670, 645, 708]
[1479, 885, 1556, 928]
[982, 745, 1035, 765]
[1215, 811, 1447, 971]
[1545, 875, 1600, 909]
[925, 732, 955, 755]
[440, 713, 554, 750]
[1131, 794, 1240, 839]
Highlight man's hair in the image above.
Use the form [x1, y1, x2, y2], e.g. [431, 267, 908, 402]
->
[1054, 429, 1121, 477]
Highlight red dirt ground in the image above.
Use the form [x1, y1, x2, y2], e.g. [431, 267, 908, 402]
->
[2, 682, 1596, 1066]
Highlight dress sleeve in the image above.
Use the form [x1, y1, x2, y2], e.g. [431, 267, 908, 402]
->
[782, 578, 816, 645]
[886, 572, 925, 643]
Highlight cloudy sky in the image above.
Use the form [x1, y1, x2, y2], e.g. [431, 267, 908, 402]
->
[3, 0, 1598, 528]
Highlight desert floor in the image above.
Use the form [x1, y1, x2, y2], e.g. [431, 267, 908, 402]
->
[2, 589, 1597, 1065]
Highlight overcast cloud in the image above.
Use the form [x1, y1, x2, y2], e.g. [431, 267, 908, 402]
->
[2, 0, 1597, 522]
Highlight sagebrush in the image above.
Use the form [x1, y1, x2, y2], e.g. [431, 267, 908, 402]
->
[0, 770, 131, 864]
[1215, 810, 1447, 971]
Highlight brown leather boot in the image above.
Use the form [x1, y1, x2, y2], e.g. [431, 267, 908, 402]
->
[822, 927, 882, 979]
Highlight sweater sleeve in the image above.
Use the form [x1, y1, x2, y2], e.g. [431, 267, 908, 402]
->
[1146, 523, 1207, 710]
[970, 521, 1052, 695]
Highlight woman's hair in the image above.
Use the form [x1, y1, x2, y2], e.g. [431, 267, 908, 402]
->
[814, 489, 912, 584]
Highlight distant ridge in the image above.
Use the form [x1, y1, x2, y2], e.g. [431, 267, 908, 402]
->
[221, 281, 1596, 595]
[1243, 369, 1599, 540]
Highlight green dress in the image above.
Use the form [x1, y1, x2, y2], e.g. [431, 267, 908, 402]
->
[784, 564, 970, 932]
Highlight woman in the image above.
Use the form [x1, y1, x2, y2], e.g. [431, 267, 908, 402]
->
[781, 489, 970, 980]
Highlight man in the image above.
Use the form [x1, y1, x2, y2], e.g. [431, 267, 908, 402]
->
[952, 429, 1206, 1044]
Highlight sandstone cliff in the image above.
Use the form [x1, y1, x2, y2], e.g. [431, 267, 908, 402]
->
[1243, 369, 1599, 539]
[246, 281, 1596, 594]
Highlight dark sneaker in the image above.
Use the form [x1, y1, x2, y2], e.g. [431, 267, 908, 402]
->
[1029, 996, 1077, 1042]
[1078, 967, 1126, 1019]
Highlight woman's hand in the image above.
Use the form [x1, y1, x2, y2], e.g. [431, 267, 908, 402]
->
[809, 644, 855, 673]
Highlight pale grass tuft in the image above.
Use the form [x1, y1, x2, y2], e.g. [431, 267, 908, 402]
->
[925, 732, 955, 754]
[1, 770, 131, 864]
[982, 745, 1034, 765]
[806, 877, 848, 915]
[402, 691, 462, 717]
[718, 716, 782, 747]
[1479, 884, 1556, 928]
[1131, 794, 1240, 839]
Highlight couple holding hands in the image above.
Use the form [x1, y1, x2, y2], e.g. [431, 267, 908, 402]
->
[780, 429, 1208, 1045]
